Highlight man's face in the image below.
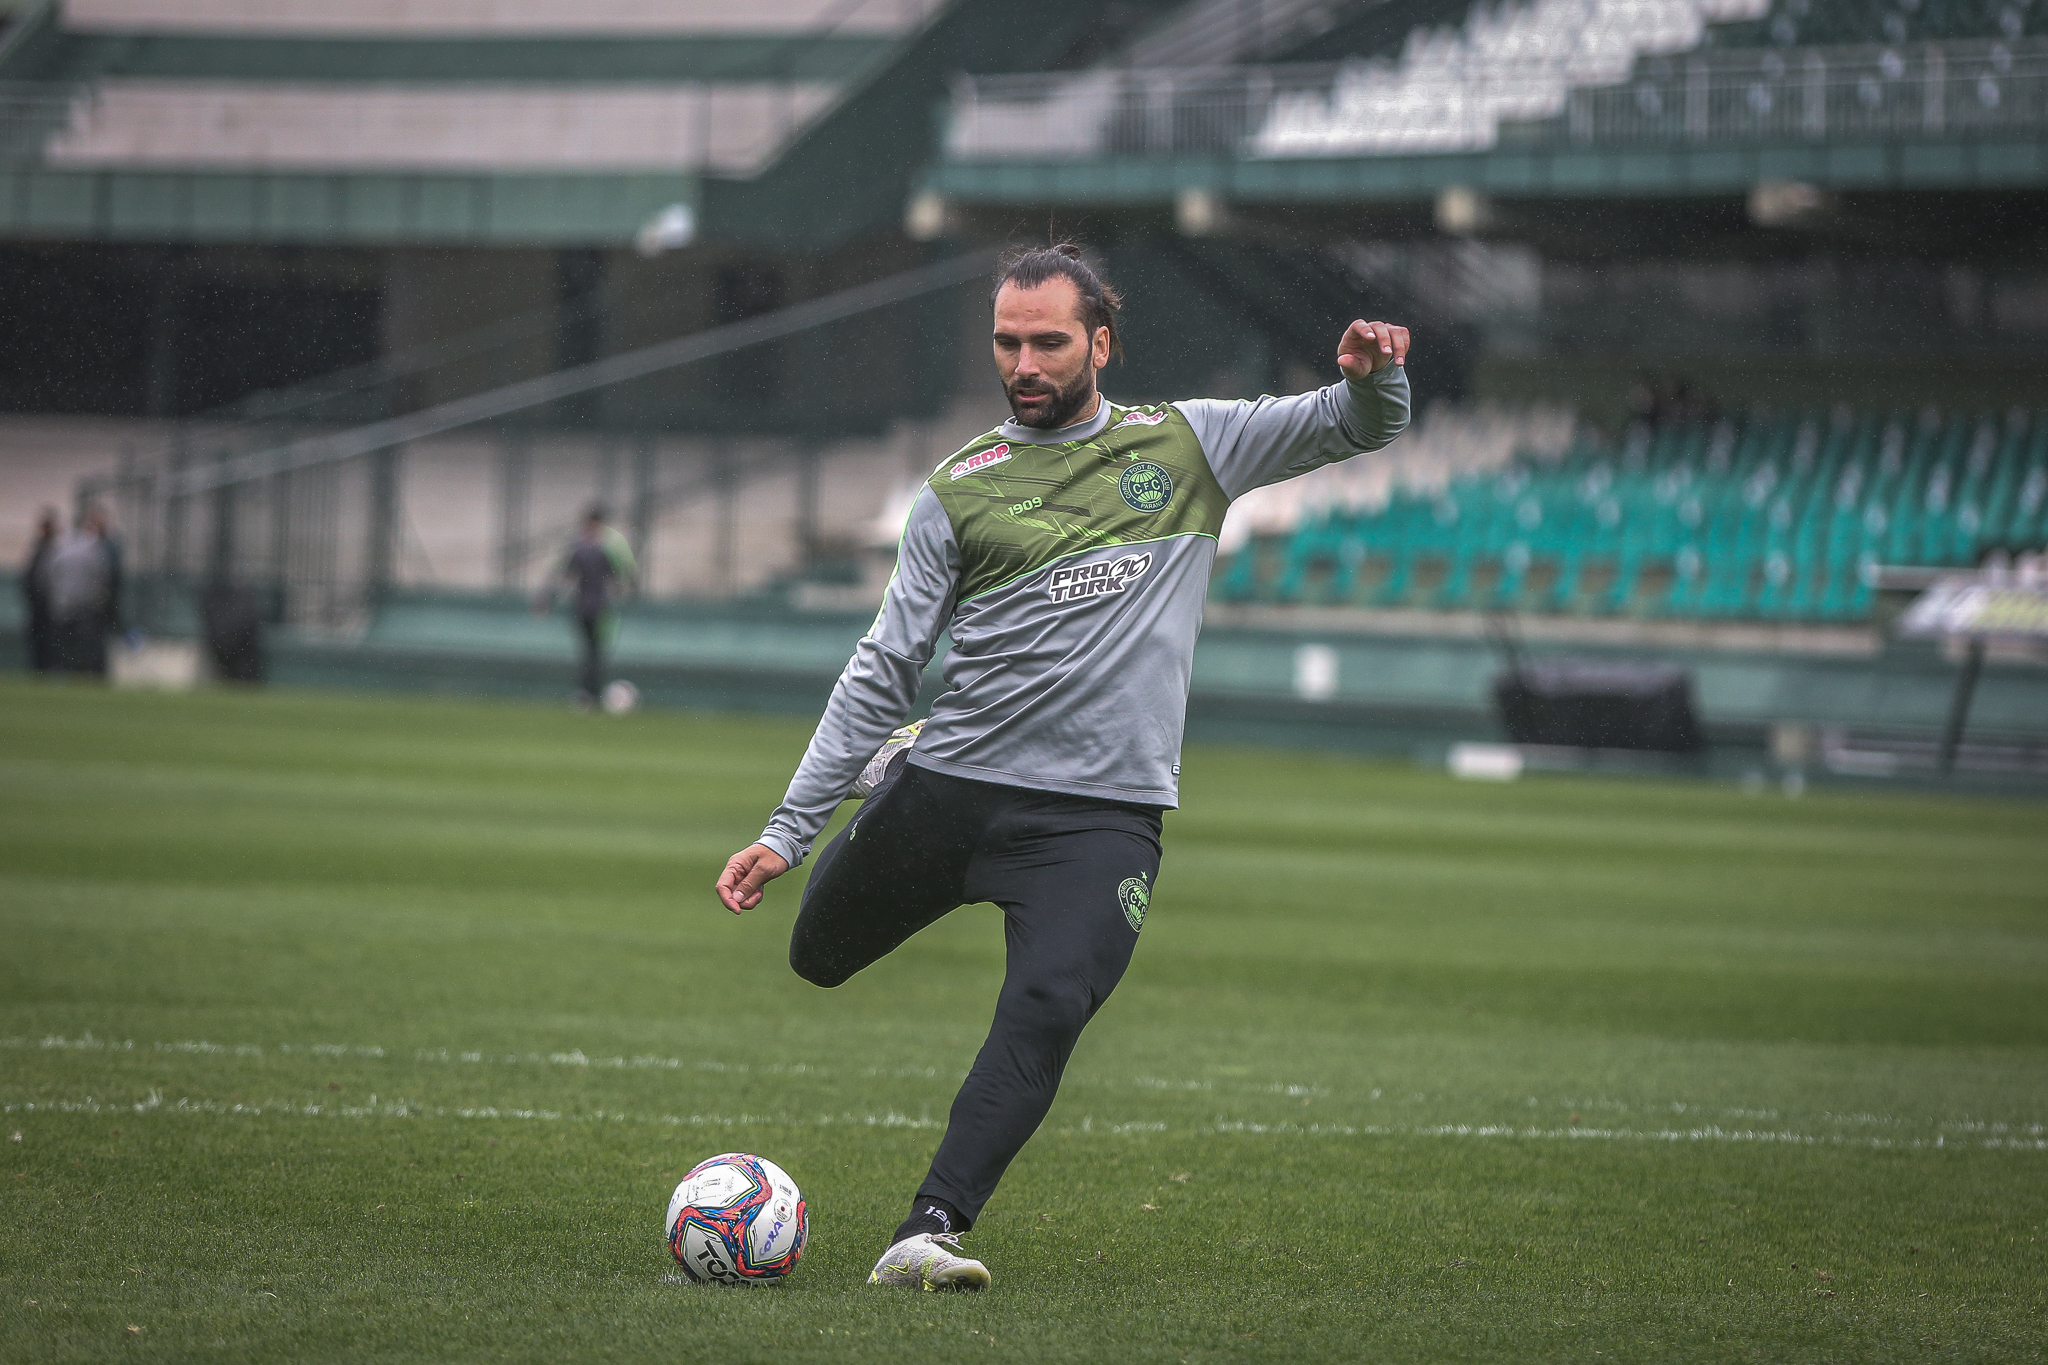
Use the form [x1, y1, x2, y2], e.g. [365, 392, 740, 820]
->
[993, 277, 1109, 430]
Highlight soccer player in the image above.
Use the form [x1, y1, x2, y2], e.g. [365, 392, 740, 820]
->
[716, 244, 1410, 1290]
[534, 503, 636, 707]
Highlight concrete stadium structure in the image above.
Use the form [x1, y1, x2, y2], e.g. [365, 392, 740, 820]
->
[1, 0, 2043, 781]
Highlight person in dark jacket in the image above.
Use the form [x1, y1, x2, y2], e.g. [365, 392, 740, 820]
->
[21, 506, 58, 673]
[534, 503, 637, 706]
[40, 506, 122, 677]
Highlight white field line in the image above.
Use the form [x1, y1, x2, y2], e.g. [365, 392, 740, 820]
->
[0, 1091, 943, 1130]
[4, 1092, 2045, 1152]
[8, 1033, 2044, 1146]
[1, 1033, 1309, 1091]
[1201, 1119, 2048, 1151]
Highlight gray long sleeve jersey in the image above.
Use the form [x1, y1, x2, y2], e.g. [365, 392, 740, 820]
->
[756, 365, 1410, 868]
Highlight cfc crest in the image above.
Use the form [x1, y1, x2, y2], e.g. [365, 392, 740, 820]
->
[1117, 875, 1150, 932]
[1118, 461, 1174, 512]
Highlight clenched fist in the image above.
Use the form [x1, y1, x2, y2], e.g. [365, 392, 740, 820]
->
[1337, 319, 1410, 379]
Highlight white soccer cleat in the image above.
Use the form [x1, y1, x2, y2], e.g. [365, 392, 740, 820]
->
[851, 718, 925, 798]
[866, 1232, 991, 1291]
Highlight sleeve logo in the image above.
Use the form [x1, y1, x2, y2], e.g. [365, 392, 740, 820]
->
[949, 443, 1012, 480]
[1112, 409, 1169, 429]
[1047, 551, 1152, 604]
[1118, 461, 1174, 512]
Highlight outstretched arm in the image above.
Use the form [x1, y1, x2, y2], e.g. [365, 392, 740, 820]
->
[714, 486, 959, 914]
[1176, 318, 1412, 500]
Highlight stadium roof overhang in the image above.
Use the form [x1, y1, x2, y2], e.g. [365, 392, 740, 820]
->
[922, 136, 2048, 256]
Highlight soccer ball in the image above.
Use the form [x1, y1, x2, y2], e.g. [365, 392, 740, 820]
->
[600, 679, 639, 714]
[665, 1152, 808, 1284]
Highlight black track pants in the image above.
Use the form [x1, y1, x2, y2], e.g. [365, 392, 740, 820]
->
[789, 762, 1162, 1227]
[575, 612, 604, 699]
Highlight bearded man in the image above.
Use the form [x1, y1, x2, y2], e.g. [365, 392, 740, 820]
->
[716, 243, 1411, 1290]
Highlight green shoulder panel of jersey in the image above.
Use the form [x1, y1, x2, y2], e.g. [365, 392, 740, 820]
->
[928, 404, 1228, 601]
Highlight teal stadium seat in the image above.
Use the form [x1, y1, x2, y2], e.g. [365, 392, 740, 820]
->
[1222, 408, 2042, 624]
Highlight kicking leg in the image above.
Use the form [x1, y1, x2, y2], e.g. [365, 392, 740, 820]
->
[787, 764, 987, 988]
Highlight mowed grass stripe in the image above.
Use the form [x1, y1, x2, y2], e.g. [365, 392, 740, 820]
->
[1, 679, 2043, 1363]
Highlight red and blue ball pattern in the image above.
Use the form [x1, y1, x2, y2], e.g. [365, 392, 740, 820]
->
[667, 1152, 808, 1284]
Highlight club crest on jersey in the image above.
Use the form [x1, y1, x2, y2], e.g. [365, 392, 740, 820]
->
[1118, 461, 1174, 512]
[949, 443, 1012, 480]
[1112, 409, 1169, 430]
[1047, 552, 1152, 604]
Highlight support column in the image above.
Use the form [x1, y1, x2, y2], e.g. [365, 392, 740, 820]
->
[498, 428, 530, 592]
[1937, 636, 1986, 775]
[795, 441, 820, 575]
[714, 440, 735, 598]
[268, 456, 293, 620]
[142, 253, 188, 420]
[595, 429, 620, 509]
[630, 432, 656, 588]
[366, 445, 400, 606]
[208, 450, 235, 584]
[163, 432, 190, 582]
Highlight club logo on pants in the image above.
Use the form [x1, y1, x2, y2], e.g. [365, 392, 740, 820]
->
[1046, 552, 1152, 605]
[1118, 875, 1149, 933]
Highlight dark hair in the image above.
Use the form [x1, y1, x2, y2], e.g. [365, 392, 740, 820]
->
[993, 242, 1123, 361]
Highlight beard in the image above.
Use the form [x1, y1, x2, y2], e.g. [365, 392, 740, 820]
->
[1004, 366, 1097, 430]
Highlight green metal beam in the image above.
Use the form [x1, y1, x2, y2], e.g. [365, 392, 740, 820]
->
[0, 167, 695, 244]
[928, 137, 2048, 205]
[699, 0, 1169, 250]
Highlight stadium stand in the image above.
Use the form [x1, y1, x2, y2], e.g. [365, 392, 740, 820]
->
[1710, 0, 2048, 47]
[949, 0, 2047, 163]
[1218, 402, 1578, 557]
[1218, 407, 2048, 622]
[1253, 0, 1772, 157]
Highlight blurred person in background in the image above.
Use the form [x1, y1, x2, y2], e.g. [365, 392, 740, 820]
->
[20, 506, 58, 673]
[40, 505, 121, 678]
[717, 243, 1411, 1291]
[534, 503, 637, 708]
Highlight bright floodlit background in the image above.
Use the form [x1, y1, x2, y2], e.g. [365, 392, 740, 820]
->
[0, 1, 2044, 1361]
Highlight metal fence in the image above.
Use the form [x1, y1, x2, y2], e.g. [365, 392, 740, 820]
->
[82, 251, 995, 632]
[1556, 40, 2048, 146]
[943, 39, 2048, 161]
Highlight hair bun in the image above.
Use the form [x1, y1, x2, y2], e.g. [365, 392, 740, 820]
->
[1053, 243, 1085, 259]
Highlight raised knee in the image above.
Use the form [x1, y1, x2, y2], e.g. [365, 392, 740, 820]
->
[789, 944, 849, 989]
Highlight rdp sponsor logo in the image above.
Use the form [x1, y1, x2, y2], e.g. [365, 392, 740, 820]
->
[1112, 409, 1169, 430]
[1047, 552, 1152, 604]
[949, 443, 1011, 480]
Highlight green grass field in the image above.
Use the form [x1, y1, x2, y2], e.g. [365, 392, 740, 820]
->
[2, 679, 2044, 1363]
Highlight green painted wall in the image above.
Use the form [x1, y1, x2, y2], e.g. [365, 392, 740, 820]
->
[0, 168, 695, 244]
[0, 32, 893, 83]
